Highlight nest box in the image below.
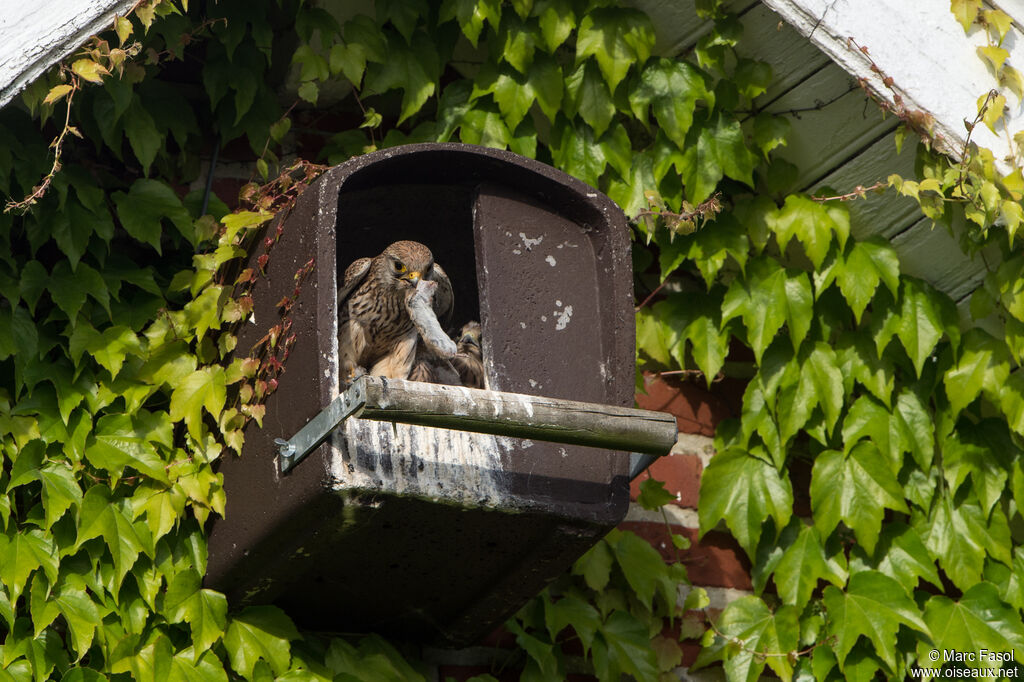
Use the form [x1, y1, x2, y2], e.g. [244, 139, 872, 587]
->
[205, 143, 676, 646]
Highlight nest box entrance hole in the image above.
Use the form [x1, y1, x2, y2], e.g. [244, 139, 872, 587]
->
[335, 182, 481, 344]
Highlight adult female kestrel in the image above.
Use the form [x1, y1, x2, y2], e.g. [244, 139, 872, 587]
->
[337, 240, 453, 382]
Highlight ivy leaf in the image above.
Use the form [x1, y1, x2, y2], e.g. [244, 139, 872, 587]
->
[439, 0, 500, 47]
[823, 571, 928, 672]
[534, 0, 574, 52]
[499, 15, 539, 73]
[544, 594, 600, 655]
[86, 413, 170, 483]
[608, 530, 676, 612]
[37, 463, 82, 530]
[364, 33, 437, 124]
[773, 525, 846, 606]
[920, 583, 1024, 673]
[951, 0, 982, 31]
[695, 597, 799, 682]
[629, 58, 711, 149]
[573, 539, 613, 592]
[224, 606, 299, 678]
[944, 328, 1010, 416]
[752, 112, 790, 157]
[722, 257, 787, 364]
[837, 238, 901, 323]
[636, 478, 675, 510]
[75, 485, 144, 589]
[170, 367, 227, 440]
[0, 529, 59, 603]
[810, 444, 909, 555]
[48, 261, 108, 322]
[765, 195, 841, 270]
[897, 278, 946, 377]
[575, 8, 654, 94]
[699, 448, 793, 558]
[564, 61, 615, 138]
[53, 580, 102, 660]
[893, 389, 934, 469]
[917, 493, 1012, 592]
[113, 179, 194, 253]
[871, 522, 942, 593]
[124, 100, 161, 175]
[686, 293, 729, 387]
[680, 112, 757, 203]
[163, 569, 228, 657]
[591, 610, 659, 682]
[943, 420, 1011, 515]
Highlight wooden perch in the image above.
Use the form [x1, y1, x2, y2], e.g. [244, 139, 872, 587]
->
[360, 377, 678, 455]
[278, 375, 678, 473]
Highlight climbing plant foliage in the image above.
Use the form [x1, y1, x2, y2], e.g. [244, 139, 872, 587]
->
[1, 0, 1023, 679]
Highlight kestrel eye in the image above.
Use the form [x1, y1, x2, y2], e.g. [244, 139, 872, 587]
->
[394, 262, 407, 273]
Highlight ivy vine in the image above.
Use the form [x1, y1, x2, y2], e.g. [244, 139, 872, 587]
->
[1, 0, 1023, 679]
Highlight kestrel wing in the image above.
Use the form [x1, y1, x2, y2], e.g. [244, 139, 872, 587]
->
[337, 256, 372, 305]
[428, 262, 454, 330]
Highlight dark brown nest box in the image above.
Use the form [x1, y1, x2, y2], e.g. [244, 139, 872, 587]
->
[205, 143, 676, 647]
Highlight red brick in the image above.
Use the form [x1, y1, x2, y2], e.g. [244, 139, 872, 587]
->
[618, 522, 752, 591]
[636, 374, 737, 437]
[630, 455, 702, 508]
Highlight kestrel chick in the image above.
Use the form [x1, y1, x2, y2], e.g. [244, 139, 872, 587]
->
[338, 240, 452, 382]
[452, 321, 485, 389]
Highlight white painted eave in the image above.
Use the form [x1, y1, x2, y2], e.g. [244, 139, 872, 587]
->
[0, 0, 135, 110]
[761, 0, 1024, 165]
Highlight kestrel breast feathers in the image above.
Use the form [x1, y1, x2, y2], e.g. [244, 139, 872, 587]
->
[337, 240, 454, 382]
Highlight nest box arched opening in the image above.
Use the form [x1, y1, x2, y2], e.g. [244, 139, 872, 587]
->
[205, 143, 676, 646]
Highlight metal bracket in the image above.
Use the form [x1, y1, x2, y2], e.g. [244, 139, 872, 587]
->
[277, 377, 367, 474]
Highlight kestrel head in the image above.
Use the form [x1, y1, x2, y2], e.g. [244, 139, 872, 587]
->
[380, 240, 435, 290]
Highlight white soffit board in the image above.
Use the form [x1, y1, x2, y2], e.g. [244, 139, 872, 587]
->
[0, 0, 135, 109]
[761, 0, 1024, 165]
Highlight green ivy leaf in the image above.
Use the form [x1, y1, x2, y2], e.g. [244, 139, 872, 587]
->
[919, 583, 1024, 673]
[573, 539, 614, 592]
[837, 238, 901, 323]
[823, 571, 928, 672]
[0, 529, 59, 603]
[695, 597, 799, 681]
[86, 413, 170, 483]
[591, 610, 659, 682]
[773, 524, 846, 606]
[163, 569, 228, 656]
[575, 8, 654, 94]
[680, 112, 757, 203]
[170, 367, 227, 440]
[75, 485, 145, 589]
[440, 0, 501, 47]
[564, 61, 615, 137]
[608, 530, 676, 612]
[897, 278, 947, 377]
[545, 594, 600, 655]
[636, 478, 675, 510]
[722, 257, 787, 364]
[364, 32, 437, 124]
[752, 113, 790, 157]
[224, 606, 300, 678]
[917, 493, 1012, 592]
[699, 448, 793, 557]
[533, 0, 574, 52]
[37, 463, 82, 530]
[944, 328, 1011, 416]
[53, 580, 102, 660]
[629, 58, 711, 149]
[870, 522, 942, 594]
[113, 179, 194, 253]
[124, 100, 162, 176]
[48, 261, 109, 322]
[811, 444, 909, 554]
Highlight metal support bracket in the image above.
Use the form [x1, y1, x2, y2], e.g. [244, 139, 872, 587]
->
[277, 378, 367, 474]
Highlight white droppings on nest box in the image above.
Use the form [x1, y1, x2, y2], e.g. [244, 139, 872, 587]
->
[334, 418, 506, 506]
[519, 232, 543, 250]
[522, 439, 534, 448]
[512, 249, 522, 255]
[545, 255, 557, 266]
[554, 305, 573, 330]
[519, 321, 526, 329]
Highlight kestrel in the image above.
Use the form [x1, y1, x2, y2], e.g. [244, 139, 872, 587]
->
[451, 321, 485, 389]
[337, 240, 453, 382]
